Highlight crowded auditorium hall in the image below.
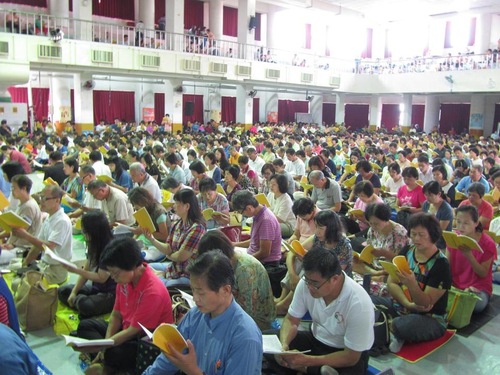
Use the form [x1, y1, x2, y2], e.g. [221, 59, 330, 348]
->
[0, 0, 500, 374]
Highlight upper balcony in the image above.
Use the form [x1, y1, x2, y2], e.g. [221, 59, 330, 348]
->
[1, 9, 500, 97]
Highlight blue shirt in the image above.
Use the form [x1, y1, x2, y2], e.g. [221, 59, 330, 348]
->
[114, 170, 133, 191]
[144, 299, 262, 375]
[456, 176, 490, 194]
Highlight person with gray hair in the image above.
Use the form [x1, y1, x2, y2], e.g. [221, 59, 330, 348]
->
[87, 180, 135, 227]
[129, 162, 162, 203]
[455, 164, 490, 194]
[308, 170, 342, 212]
[13, 185, 73, 284]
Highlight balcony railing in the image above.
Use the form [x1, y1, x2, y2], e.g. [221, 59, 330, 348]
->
[0, 8, 498, 76]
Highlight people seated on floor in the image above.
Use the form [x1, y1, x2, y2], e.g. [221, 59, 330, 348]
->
[105, 155, 133, 193]
[272, 158, 295, 197]
[146, 188, 206, 287]
[267, 174, 296, 238]
[128, 187, 170, 241]
[58, 211, 116, 319]
[13, 185, 72, 285]
[231, 190, 282, 268]
[75, 236, 173, 375]
[267, 248, 374, 375]
[275, 198, 320, 315]
[395, 166, 426, 229]
[446, 205, 496, 314]
[198, 230, 276, 330]
[129, 162, 162, 203]
[196, 177, 230, 230]
[309, 170, 342, 212]
[66, 165, 103, 219]
[372, 213, 452, 354]
[458, 182, 494, 230]
[143, 250, 262, 374]
[222, 165, 243, 210]
[87, 179, 135, 227]
[346, 181, 384, 236]
[0, 175, 42, 265]
[60, 157, 84, 213]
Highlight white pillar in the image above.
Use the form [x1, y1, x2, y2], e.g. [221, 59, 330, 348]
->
[267, 9, 277, 49]
[402, 94, 412, 126]
[73, 73, 94, 133]
[48, 0, 69, 18]
[335, 94, 345, 124]
[167, 79, 183, 134]
[423, 95, 440, 134]
[49, 77, 71, 128]
[310, 96, 323, 125]
[209, 0, 223, 40]
[72, 0, 93, 41]
[469, 94, 486, 137]
[139, 0, 155, 30]
[369, 95, 382, 128]
[236, 85, 253, 127]
[238, 0, 256, 54]
[476, 14, 492, 52]
[166, 0, 185, 51]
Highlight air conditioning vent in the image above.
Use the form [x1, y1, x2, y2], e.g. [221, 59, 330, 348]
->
[91, 50, 113, 63]
[0, 41, 9, 55]
[141, 54, 160, 67]
[37, 45, 61, 59]
[182, 59, 200, 71]
[329, 76, 341, 88]
[301, 73, 313, 83]
[236, 65, 252, 76]
[210, 62, 227, 74]
[266, 68, 280, 79]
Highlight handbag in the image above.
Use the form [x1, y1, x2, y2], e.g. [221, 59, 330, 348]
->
[136, 338, 162, 374]
[14, 270, 58, 331]
[446, 287, 480, 329]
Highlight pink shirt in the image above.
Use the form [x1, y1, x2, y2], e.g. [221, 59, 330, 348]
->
[447, 233, 497, 295]
[459, 199, 494, 230]
[354, 196, 384, 231]
[397, 185, 426, 208]
[10, 149, 31, 173]
[294, 208, 321, 242]
[248, 206, 282, 263]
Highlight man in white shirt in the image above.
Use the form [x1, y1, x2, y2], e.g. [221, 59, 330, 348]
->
[418, 155, 434, 184]
[270, 248, 374, 374]
[129, 162, 162, 203]
[285, 149, 306, 181]
[247, 146, 266, 177]
[87, 180, 135, 226]
[89, 150, 112, 177]
[14, 185, 73, 285]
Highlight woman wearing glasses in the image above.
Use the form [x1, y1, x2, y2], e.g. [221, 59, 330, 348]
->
[146, 189, 206, 287]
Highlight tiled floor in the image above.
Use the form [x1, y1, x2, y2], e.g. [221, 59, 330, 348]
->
[23, 173, 500, 374]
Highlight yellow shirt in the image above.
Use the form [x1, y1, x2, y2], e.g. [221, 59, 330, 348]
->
[229, 153, 241, 165]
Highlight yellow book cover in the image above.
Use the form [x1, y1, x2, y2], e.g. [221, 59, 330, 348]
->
[348, 208, 364, 217]
[97, 175, 114, 183]
[344, 164, 356, 174]
[133, 207, 156, 234]
[255, 193, 270, 207]
[300, 175, 309, 184]
[442, 231, 483, 253]
[99, 146, 108, 155]
[0, 191, 9, 211]
[74, 218, 82, 230]
[289, 240, 307, 257]
[416, 180, 424, 186]
[455, 191, 467, 201]
[300, 182, 314, 191]
[162, 202, 175, 209]
[0, 211, 31, 233]
[370, 162, 381, 171]
[483, 194, 496, 205]
[216, 184, 226, 196]
[379, 255, 411, 283]
[202, 208, 222, 221]
[43, 177, 58, 186]
[139, 323, 187, 355]
[485, 230, 500, 244]
[358, 244, 375, 264]
[343, 175, 357, 188]
[161, 189, 171, 202]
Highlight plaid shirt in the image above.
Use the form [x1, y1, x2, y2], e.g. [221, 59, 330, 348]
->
[165, 220, 206, 279]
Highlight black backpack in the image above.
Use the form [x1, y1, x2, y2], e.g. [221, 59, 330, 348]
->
[369, 305, 390, 357]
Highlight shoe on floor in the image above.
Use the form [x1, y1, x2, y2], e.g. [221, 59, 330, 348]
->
[389, 336, 405, 353]
[320, 365, 339, 375]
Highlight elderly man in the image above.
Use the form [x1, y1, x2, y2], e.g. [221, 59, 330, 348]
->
[13, 185, 72, 285]
[129, 162, 162, 203]
[66, 165, 103, 219]
[232, 190, 282, 267]
[309, 170, 342, 212]
[456, 164, 490, 194]
[87, 179, 135, 226]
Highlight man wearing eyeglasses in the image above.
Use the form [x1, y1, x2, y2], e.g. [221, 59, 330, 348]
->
[66, 165, 103, 220]
[13, 185, 73, 285]
[269, 248, 374, 375]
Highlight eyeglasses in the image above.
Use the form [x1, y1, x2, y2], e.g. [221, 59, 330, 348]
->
[108, 269, 122, 279]
[301, 275, 332, 290]
[237, 206, 247, 215]
[40, 196, 58, 202]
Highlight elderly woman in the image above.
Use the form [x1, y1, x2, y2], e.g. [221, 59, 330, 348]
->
[259, 163, 275, 196]
[308, 155, 332, 179]
[267, 174, 296, 238]
[223, 165, 243, 210]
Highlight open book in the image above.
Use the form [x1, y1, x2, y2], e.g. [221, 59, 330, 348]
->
[62, 335, 114, 348]
[0, 211, 31, 233]
[255, 193, 270, 207]
[202, 208, 222, 221]
[113, 223, 134, 235]
[442, 231, 483, 253]
[216, 184, 226, 196]
[176, 289, 196, 308]
[282, 240, 307, 258]
[139, 323, 187, 355]
[44, 247, 78, 269]
[97, 175, 114, 184]
[455, 191, 467, 201]
[263, 335, 311, 355]
[162, 201, 175, 209]
[348, 208, 364, 217]
[133, 207, 156, 233]
[353, 244, 375, 264]
[344, 164, 356, 174]
[343, 175, 357, 188]
[161, 189, 172, 202]
[43, 177, 58, 186]
[379, 255, 411, 283]
[0, 191, 9, 211]
[485, 230, 500, 244]
[98, 146, 108, 156]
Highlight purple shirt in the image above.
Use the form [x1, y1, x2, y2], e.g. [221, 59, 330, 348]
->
[248, 206, 282, 264]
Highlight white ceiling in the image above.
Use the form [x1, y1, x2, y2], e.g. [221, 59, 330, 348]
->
[258, 0, 500, 22]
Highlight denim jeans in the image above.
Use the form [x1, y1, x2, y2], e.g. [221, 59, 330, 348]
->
[371, 295, 446, 343]
[149, 262, 190, 288]
[472, 290, 490, 314]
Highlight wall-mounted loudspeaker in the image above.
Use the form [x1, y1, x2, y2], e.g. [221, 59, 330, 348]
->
[249, 16, 257, 30]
